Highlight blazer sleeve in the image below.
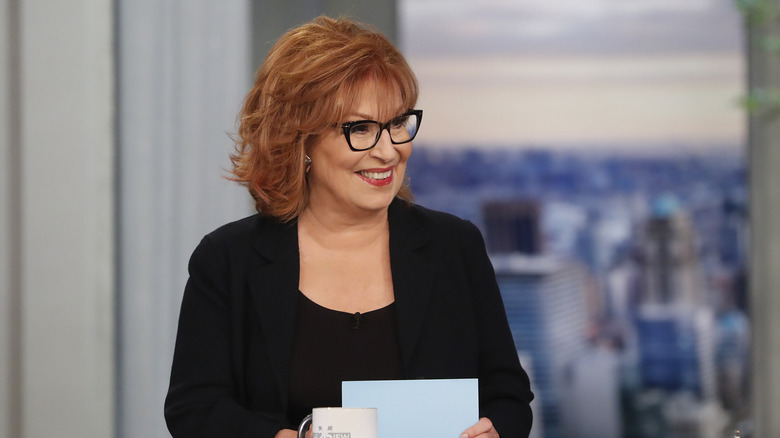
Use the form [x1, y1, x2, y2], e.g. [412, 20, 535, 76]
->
[462, 221, 534, 437]
[164, 236, 282, 438]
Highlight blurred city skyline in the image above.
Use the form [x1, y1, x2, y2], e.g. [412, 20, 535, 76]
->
[399, 2, 750, 436]
[399, 0, 746, 150]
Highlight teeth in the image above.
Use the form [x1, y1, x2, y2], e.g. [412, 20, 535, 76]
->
[359, 170, 391, 180]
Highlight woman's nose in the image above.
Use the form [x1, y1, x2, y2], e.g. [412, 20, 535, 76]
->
[368, 129, 396, 161]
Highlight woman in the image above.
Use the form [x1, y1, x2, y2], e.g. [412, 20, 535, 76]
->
[164, 16, 533, 438]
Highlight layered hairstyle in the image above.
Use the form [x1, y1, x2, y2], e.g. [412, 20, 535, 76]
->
[230, 16, 419, 221]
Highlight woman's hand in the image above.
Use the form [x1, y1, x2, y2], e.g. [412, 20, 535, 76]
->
[274, 428, 311, 438]
[460, 417, 499, 438]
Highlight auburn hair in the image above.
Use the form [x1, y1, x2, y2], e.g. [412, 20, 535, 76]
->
[229, 16, 419, 221]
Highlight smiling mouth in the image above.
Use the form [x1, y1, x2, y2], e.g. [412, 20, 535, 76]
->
[358, 170, 392, 180]
[356, 169, 394, 186]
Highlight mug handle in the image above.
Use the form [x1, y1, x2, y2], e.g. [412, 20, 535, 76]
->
[297, 414, 313, 438]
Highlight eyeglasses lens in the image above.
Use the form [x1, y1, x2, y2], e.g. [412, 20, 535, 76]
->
[348, 112, 420, 150]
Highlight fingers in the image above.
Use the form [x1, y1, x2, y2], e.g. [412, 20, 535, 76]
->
[460, 417, 498, 438]
[273, 429, 298, 438]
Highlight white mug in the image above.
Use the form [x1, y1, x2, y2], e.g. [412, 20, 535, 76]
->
[297, 407, 378, 438]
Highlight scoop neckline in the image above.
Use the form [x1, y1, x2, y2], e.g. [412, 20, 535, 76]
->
[297, 290, 395, 316]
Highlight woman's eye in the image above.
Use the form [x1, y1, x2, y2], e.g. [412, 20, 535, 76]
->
[390, 116, 409, 129]
[350, 123, 373, 136]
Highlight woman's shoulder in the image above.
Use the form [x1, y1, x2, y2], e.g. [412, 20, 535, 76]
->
[205, 213, 261, 238]
[201, 213, 292, 249]
[393, 200, 483, 241]
[407, 202, 470, 226]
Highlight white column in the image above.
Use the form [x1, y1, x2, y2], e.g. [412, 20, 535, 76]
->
[748, 4, 780, 436]
[0, 0, 20, 436]
[115, 1, 252, 437]
[0, 0, 115, 436]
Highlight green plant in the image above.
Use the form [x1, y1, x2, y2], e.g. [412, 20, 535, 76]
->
[735, 0, 774, 24]
[736, 0, 780, 118]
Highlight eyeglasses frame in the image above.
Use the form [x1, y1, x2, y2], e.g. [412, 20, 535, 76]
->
[338, 109, 423, 152]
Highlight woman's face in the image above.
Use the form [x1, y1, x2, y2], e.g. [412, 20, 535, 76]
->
[306, 81, 412, 218]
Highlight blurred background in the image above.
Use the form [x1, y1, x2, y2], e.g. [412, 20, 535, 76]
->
[1, 0, 779, 437]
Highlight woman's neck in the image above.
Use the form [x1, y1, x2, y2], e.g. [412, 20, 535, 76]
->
[298, 202, 390, 251]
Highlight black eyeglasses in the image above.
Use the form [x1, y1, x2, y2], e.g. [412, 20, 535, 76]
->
[338, 109, 423, 152]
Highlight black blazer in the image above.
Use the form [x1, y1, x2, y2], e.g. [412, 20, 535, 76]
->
[165, 199, 533, 438]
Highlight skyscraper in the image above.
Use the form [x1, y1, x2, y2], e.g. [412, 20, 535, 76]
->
[483, 200, 543, 255]
[634, 305, 717, 400]
[494, 254, 589, 438]
[638, 196, 702, 306]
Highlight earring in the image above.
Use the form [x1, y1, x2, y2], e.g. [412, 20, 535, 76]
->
[305, 155, 312, 172]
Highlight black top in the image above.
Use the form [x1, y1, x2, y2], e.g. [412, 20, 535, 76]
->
[288, 291, 404, 425]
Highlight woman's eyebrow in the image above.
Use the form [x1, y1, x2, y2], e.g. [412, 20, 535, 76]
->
[346, 112, 375, 120]
[345, 109, 405, 122]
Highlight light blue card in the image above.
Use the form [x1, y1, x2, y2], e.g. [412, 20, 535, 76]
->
[342, 378, 478, 438]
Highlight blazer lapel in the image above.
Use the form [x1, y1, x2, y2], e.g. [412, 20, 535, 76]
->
[388, 200, 435, 374]
[247, 218, 299, 409]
